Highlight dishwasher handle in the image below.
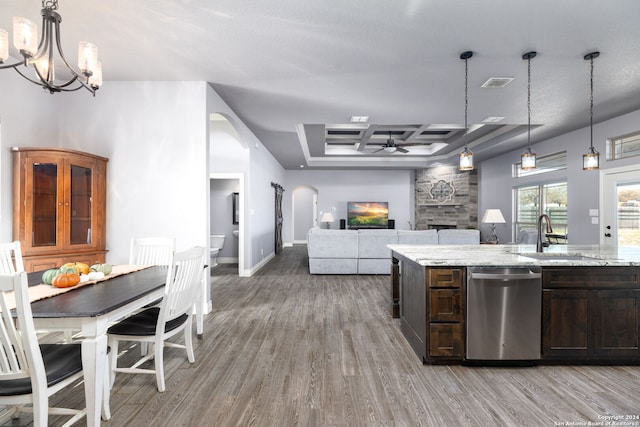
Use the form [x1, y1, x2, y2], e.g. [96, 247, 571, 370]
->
[469, 271, 542, 281]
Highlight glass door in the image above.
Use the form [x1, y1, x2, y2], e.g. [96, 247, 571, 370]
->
[601, 165, 640, 247]
[69, 164, 93, 245]
[616, 182, 640, 247]
[31, 163, 59, 247]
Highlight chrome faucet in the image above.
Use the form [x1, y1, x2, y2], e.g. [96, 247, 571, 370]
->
[536, 214, 553, 253]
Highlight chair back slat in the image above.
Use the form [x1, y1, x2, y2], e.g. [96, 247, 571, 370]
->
[129, 237, 175, 266]
[0, 272, 45, 388]
[0, 241, 24, 274]
[159, 247, 204, 324]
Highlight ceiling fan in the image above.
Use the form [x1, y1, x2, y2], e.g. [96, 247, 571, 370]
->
[373, 132, 409, 153]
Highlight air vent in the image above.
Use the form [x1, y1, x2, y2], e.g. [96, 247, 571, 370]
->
[421, 130, 451, 135]
[327, 130, 361, 136]
[481, 77, 515, 88]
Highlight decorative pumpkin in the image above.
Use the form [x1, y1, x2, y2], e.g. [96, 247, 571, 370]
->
[42, 268, 60, 285]
[59, 265, 78, 274]
[61, 262, 90, 275]
[52, 273, 81, 288]
[91, 263, 112, 275]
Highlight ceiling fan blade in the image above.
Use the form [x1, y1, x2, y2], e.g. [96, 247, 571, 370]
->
[397, 147, 409, 153]
[372, 148, 384, 153]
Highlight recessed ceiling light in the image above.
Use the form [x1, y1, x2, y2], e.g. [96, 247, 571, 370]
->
[300, 164, 304, 168]
[350, 116, 369, 123]
[481, 77, 515, 88]
[482, 116, 505, 123]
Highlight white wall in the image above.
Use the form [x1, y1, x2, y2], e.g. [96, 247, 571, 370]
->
[479, 108, 640, 244]
[0, 72, 61, 241]
[59, 81, 210, 263]
[283, 169, 415, 244]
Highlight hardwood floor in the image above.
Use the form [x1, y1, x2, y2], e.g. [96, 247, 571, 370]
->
[5, 245, 640, 426]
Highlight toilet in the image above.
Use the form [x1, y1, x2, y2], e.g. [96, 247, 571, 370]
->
[210, 234, 226, 267]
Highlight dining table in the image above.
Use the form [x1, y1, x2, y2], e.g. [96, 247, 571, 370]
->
[26, 265, 169, 427]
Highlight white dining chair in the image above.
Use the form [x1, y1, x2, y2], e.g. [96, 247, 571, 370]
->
[0, 271, 111, 426]
[108, 246, 205, 392]
[0, 241, 24, 274]
[129, 237, 175, 266]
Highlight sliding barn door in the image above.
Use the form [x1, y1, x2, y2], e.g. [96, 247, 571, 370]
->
[272, 182, 284, 254]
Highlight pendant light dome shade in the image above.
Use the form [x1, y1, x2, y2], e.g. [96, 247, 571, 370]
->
[459, 51, 474, 171]
[583, 51, 600, 170]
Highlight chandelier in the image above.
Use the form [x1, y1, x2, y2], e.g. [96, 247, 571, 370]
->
[0, 0, 102, 95]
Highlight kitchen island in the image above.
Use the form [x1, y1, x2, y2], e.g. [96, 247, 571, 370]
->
[389, 243, 640, 365]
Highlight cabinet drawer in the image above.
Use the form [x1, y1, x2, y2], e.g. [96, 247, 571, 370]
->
[429, 323, 463, 357]
[428, 269, 463, 288]
[543, 267, 640, 289]
[429, 288, 462, 322]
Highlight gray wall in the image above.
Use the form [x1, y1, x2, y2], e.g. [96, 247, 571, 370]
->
[478, 108, 640, 244]
[293, 187, 316, 241]
[283, 169, 415, 243]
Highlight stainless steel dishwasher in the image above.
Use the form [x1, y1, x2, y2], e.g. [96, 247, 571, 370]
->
[466, 266, 542, 361]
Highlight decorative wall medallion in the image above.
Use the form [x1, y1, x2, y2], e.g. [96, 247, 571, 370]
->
[430, 179, 455, 203]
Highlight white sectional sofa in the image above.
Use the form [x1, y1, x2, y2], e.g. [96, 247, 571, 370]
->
[307, 228, 479, 274]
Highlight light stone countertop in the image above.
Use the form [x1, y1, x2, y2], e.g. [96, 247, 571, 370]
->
[388, 243, 640, 267]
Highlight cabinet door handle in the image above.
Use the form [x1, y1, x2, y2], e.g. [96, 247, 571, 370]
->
[604, 233, 612, 237]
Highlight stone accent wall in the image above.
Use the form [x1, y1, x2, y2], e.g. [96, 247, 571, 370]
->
[414, 166, 478, 230]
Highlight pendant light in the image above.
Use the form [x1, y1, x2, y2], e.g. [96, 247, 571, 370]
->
[521, 51, 537, 171]
[583, 51, 600, 170]
[459, 51, 474, 171]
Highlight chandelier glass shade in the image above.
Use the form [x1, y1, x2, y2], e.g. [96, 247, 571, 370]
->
[459, 50, 474, 171]
[583, 51, 600, 170]
[0, 0, 102, 95]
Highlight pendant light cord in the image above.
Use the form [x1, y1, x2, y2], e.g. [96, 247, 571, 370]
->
[527, 56, 531, 149]
[464, 55, 469, 149]
[589, 55, 594, 150]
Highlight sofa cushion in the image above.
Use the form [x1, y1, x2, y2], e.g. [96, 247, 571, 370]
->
[397, 229, 438, 245]
[307, 229, 358, 258]
[357, 229, 398, 258]
[438, 229, 480, 244]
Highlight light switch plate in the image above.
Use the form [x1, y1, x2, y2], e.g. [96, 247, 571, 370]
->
[591, 217, 599, 224]
[589, 209, 599, 216]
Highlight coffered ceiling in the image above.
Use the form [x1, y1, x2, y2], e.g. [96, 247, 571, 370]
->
[1, 0, 640, 170]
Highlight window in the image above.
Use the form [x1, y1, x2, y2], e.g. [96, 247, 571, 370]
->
[513, 151, 567, 178]
[608, 131, 640, 161]
[514, 182, 567, 242]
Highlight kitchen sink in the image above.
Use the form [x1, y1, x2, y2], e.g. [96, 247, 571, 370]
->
[518, 253, 600, 262]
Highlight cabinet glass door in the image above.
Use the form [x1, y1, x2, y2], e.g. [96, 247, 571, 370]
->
[70, 164, 93, 245]
[32, 163, 58, 247]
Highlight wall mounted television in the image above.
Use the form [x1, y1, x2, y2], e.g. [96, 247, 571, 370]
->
[347, 202, 389, 229]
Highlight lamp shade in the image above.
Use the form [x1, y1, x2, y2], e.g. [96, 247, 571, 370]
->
[481, 209, 505, 224]
[320, 212, 335, 223]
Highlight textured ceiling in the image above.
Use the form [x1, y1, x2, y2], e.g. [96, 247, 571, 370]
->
[2, 0, 640, 169]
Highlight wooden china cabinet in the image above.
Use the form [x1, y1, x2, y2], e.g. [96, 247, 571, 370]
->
[12, 147, 108, 272]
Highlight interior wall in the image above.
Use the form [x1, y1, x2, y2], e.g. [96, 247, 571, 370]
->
[58, 81, 210, 263]
[283, 169, 415, 243]
[292, 186, 317, 241]
[0, 72, 61, 241]
[206, 84, 285, 274]
[210, 179, 239, 262]
[478, 108, 640, 244]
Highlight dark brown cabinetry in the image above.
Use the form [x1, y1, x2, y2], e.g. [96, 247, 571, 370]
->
[397, 255, 464, 364]
[542, 267, 640, 361]
[13, 147, 108, 272]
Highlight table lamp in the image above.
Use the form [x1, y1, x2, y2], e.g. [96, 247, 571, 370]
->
[320, 212, 335, 229]
[481, 209, 506, 243]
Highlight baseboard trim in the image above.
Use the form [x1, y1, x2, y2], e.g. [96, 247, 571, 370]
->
[249, 252, 275, 276]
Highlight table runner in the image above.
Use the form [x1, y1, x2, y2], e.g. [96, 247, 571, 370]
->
[3, 265, 153, 310]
